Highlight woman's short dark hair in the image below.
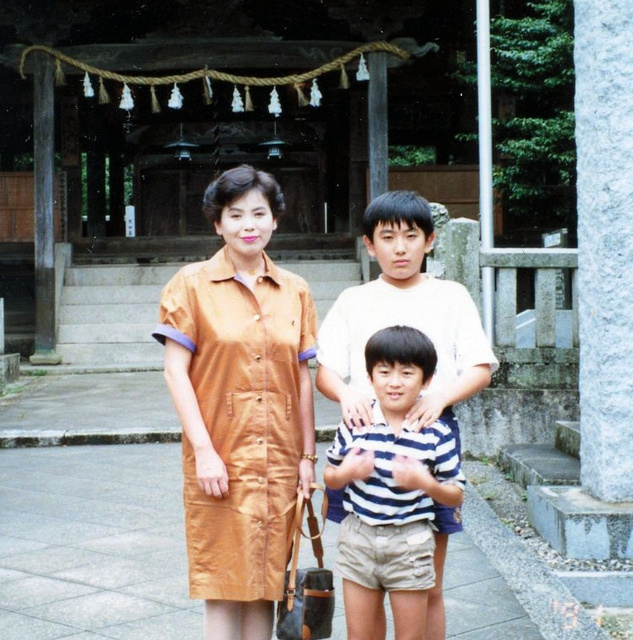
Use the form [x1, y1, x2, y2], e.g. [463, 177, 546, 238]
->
[365, 325, 437, 382]
[362, 190, 434, 240]
[202, 164, 285, 223]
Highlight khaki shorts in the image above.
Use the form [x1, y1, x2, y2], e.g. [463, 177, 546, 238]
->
[336, 514, 435, 592]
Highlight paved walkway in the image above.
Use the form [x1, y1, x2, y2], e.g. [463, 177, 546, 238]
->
[0, 368, 608, 639]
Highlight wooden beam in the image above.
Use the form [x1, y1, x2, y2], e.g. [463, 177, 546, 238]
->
[367, 51, 388, 201]
[4, 39, 413, 75]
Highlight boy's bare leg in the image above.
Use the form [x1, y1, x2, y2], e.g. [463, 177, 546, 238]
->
[374, 598, 387, 640]
[389, 589, 429, 640]
[426, 533, 448, 640]
[204, 600, 240, 640]
[343, 579, 385, 640]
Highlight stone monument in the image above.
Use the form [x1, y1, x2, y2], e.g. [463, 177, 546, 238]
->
[528, 0, 633, 560]
[0, 298, 21, 388]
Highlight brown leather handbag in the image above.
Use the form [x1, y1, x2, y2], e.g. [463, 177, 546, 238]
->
[276, 485, 335, 640]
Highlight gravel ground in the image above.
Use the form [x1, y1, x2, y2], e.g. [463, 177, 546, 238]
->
[463, 459, 633, 640]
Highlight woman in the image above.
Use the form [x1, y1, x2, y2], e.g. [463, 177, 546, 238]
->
[152, 164, 318, 640]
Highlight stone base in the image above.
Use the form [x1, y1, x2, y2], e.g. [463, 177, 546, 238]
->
[528, 485, 633, 560]
[0, 353, 21, 385]
[29, 350, 62, 366]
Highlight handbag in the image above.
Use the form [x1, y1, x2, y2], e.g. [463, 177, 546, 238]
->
[276, 484, 335, 640]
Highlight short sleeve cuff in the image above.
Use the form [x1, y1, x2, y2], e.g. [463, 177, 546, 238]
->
[298, 346, 317, 362]
[152, 324, 196, 353]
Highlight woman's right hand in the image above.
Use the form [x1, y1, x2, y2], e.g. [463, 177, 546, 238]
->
[195, 447, 230, 498]
[340, 387, 374, 430]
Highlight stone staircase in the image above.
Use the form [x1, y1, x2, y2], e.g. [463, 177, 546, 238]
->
[55, 260, 362, 366]
[499, 420, 581, 488]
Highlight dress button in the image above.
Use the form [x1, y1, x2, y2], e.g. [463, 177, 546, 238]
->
[254, 354, 261, 361]
[257, 277, 263, 283]
[256, 438, 264, 445]
[258, 477, 265, 484]
[256, 395, 263, 402]
[254, 314, 261, 321]
[258, 520, 265, 528]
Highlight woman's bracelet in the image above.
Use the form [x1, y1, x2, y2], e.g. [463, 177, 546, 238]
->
[300, 453, 318, 463]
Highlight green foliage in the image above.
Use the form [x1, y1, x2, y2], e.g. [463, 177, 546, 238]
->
[388, 145, 436, 167]
[491, 0, 574, 96]
[456, 0, 576, 236]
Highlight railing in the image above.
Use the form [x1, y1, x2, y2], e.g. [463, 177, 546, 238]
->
[480, 248, 579, 349]
[441, 219, 579, 351]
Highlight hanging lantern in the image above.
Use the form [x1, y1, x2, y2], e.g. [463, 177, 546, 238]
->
[164, 123, 199, 162]
[259, 119, 287, 160]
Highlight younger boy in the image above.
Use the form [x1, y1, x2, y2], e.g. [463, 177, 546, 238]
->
[324, 325, 465, 640]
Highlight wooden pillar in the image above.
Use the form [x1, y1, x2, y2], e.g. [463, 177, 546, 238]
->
[60, 96, 83, 240]
[86, 142, 107, 239]
[30, 52, 61, 364]
[108, 139, 126, 237]
[367, 51, 389, 202]
[178, 170, 187, 236]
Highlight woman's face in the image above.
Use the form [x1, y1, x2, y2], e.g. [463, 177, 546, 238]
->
[214, 189, 278, 262]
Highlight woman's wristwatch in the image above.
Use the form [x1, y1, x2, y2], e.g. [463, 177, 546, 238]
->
[300, 453, 318, 463]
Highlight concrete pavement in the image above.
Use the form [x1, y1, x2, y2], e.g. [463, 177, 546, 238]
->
[0, 367, 609, 639]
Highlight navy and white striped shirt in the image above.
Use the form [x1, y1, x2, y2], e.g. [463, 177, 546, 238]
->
[326, 403, 465, 526]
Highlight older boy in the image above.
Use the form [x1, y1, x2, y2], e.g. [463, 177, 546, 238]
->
[316, 190, 498, 640]
[324, 325, 465, 640]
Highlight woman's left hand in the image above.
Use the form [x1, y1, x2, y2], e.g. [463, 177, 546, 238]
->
[298, 459, 316, 498]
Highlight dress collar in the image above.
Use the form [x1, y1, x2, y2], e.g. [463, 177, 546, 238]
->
[205, 245, 283, 286]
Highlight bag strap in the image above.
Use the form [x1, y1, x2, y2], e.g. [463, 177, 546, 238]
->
[285, 483, 328, 611]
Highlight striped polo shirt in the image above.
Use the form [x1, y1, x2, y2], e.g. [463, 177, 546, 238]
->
[326, 403, 465, 526]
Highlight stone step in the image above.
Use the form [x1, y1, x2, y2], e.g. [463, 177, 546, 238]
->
[498, 443, 581, 488]
[55, 341, 165, 365]
[60, 279, 359, 306]
[59, 297, 339, 327]
[64, 260, 361, 287]
[55, 259, 361, 365]
[554, 420, 580, 459]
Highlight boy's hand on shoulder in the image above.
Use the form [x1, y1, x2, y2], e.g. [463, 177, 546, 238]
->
[392, 454, 432, 491]
[406, 391, 448, 430]
[340, 447, 375, 482]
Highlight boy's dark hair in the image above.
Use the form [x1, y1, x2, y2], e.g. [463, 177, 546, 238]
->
[365, 325, 437, 382]
[362, 190, 434, 240]
[202, 164, 285, 223]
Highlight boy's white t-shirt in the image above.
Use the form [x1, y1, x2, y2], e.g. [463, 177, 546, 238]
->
[317, 276, 499, 398]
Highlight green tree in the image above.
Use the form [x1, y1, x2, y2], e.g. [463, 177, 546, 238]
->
[458, 0, 576, 243]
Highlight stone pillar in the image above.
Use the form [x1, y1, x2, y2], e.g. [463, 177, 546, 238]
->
[575, 0, 633, 502]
